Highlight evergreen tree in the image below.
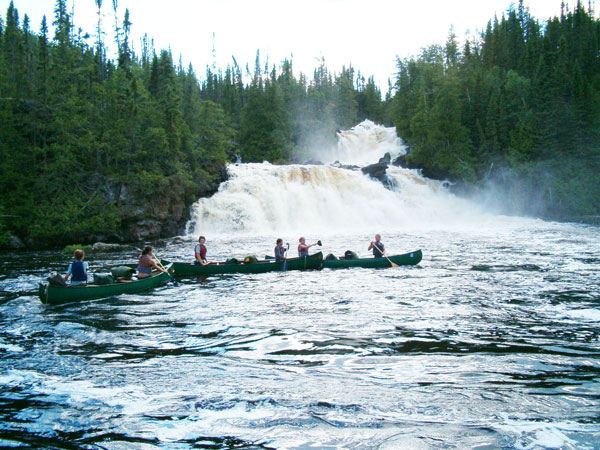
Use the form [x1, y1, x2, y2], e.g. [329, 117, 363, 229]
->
[391, 2, 599, 219]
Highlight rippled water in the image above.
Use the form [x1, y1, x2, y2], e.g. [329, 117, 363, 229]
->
[1, 219, 599, 449]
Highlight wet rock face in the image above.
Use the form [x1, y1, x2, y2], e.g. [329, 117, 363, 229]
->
[118, 198, 187, 242]
[361, 151, 457, 190]
[92, 242, 122, 251]
[392, 154, 407, 167]
[331, 161, 360, 170]
[6, 235, 25, 249]
[361, 152, 392, 186]
[111, 167, 228, 243]
[392, 150, 456, 184]
[92, 242, 140, 252]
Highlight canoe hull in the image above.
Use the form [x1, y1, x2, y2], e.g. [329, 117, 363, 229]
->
[170, 252, 323, 277]
[322, 250, 422, 269]
[38, 264, 172, 305]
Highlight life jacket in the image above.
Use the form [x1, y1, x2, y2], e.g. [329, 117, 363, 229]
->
[274, 246, 285, 261]
[373, 242, 384, 258]
[195, 244, 207, 260]
[71, 261, 87, 282]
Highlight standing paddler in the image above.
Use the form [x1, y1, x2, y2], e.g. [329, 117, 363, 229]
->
[368, 234, 385, 258]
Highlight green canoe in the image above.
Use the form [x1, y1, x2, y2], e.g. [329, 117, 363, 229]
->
[322, 250, 422, 269]
[169, 252, 323, 277]
[38, 263, 173, 305]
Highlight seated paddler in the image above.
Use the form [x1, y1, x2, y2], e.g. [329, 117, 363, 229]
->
[297, 237, 318, 257]
[275, 238, 287, 261]
[194, 235, 209, 265]
[137, 246, 169, 278]
[63, 249, 88, 285]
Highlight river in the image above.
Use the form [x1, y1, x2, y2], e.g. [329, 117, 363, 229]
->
[1, 122, 599, 449]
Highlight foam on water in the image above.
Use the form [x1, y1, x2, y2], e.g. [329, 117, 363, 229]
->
[3, 120, 598, 449]
[186, 122, 542, 236]
[497, 420, 588, 450]
[327, 119, 407, 165]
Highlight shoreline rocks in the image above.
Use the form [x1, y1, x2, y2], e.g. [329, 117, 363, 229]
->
[6, 235, 25, 250]
[91, 242, 140, 252]
[0, 164, 229, 250]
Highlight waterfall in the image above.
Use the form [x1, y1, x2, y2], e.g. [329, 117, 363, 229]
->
[186, 121, 491, 236]
[326, 120, 407, 165]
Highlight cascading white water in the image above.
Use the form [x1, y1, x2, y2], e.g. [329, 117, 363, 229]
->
[186, 120, 500, 236]
[326, 120, 407, 165]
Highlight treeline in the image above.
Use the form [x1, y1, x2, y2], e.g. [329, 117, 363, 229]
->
[393, 0, 600, 219]
[0, 0, 385, 247]
[203, 54, 388, 163]
[1, 1, 598, 247]
[0, 0, 233, 245]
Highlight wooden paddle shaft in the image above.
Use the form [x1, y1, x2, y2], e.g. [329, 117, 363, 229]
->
[371, 242, 398, 267]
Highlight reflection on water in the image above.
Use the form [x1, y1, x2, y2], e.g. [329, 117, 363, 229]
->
[1, 223, 599, 449]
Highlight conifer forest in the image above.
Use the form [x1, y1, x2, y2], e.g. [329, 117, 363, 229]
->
[0, 0, 598, 247]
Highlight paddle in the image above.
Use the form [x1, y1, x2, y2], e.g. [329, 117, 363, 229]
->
[153, 251, 178, 284]
[371, 242, 398, 268]
[274, 240, 321, 270]
[304, 240, 322, 251]
[281, 243, 290, 272]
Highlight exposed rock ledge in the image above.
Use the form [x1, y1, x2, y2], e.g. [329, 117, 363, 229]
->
[361, 153, 392, 186]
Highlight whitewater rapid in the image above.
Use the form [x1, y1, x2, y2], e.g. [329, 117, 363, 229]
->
[186, 120, 529, 236]
[328, 120, 407, 165]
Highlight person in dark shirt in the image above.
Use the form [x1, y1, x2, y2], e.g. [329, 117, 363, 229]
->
[368, 234, 385, 258]
[274, 239, 287, 261]
[64, 249, 88, 285]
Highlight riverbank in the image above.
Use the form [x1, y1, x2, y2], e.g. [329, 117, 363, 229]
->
[1, 165, 228, 251]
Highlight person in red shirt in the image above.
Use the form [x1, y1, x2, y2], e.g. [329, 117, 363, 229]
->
[194, 236, 209, 265]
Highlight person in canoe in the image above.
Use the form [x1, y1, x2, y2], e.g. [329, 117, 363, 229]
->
[275, 239, 288, 261]
[297, 237, 319, 257]
[194, 236, 209, 265]
[368, 234, 385, 258]
[137, 246, 169, 278]
[64, 249, 88, 285]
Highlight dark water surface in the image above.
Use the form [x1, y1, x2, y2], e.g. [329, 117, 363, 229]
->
[1, 221, 599, 449]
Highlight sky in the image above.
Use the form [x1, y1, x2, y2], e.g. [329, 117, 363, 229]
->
[2, 0, 597, 88]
